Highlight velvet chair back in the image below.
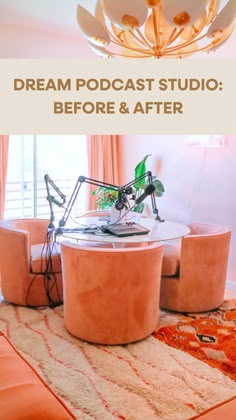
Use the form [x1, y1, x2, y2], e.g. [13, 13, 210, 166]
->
[61, 241, 163, 344]
[160, 223, 231, 312]
[0, 218, 63, 307]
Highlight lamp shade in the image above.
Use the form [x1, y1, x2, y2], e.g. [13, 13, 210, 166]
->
[207, 0, 236, 37]
[88, 42, 112, 57]
[205, 0, 221, 24]
[205, 23, 234, 50]
[77, 4, 110, 46]
[162, 0, 207, 27]
[102, 0, 148, 30]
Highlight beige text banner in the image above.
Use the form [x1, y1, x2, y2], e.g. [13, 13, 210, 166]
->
[0, 58, 235, 134]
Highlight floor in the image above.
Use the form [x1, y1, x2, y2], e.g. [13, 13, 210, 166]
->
[224, 288, 236, 299]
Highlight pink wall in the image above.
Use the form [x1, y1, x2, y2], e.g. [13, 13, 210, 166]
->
[120, 135, 236, 284]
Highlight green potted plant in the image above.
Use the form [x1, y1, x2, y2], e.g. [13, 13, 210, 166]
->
[92, 155, 165, 212]
[92, 188, 118, 210]
[132, 154, 165, 213]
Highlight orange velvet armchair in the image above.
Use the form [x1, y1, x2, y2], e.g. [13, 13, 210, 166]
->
[61, 241, 163, 344]
[0, 218, 63, 307]
[160, 223, 231, 312]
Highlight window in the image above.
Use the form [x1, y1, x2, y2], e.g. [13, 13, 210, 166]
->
[5, 135, 88, 224]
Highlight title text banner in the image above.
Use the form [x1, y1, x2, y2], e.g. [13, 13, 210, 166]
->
[0, 58, 235, 134]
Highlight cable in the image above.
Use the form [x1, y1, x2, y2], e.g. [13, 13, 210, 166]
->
[53, 205, 138, 239]
[26, 231, 63, 308]
[65, 205, 137, 235]
[41, 232, 62, 307]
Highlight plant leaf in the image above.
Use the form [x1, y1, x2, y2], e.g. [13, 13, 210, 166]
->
[152, 179, 165, 196]
[133, 202, 145, 213]
[134, 154, 151, 190]
[92, 186, 104, 196]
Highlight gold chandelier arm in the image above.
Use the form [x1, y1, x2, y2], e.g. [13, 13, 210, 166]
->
[164, 49, 199, 57]
[136, 29, 154, 50]
[206, 0, 220, 24]
[106, 26, 125, 43]
[152, 7, 161, 52]
[160, 25, 204, 55]
[110, 39, 153, 55]
[180, 13, 208, 43]
[128, 30, 155, 50]
[159, 27, 178, 55]
[167, 28, 183, 45]
[165, 33, 207, 54]
[164, 38, 216, 57]
[110, 52, 154, 58]
[107, 22, 153, 51]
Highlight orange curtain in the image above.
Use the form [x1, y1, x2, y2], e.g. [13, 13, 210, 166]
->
[0, 135, 9, 219]
[87, 135, 123, 209]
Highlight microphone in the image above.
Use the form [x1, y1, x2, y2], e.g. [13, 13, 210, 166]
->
[47, 195, 65, 208]
[115, 192, 128, 210]
[135, 184, 155, 205]
[124, 186, 133, 195]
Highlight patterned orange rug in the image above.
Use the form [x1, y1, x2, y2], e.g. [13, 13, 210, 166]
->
[154, 300, 236, 381]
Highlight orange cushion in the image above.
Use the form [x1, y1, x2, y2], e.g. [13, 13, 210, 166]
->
[31, 243, 61, 273]
[161, 244, 180, 276]
[0, 333, 75, 419]
[189, 396, 236, 419]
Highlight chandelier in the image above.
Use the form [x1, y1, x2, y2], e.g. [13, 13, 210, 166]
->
[76, 0, 236, 58]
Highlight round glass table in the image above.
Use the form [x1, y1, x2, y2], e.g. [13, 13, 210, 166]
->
[56, 217, 190, 246]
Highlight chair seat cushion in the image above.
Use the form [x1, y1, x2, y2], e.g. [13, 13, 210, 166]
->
[161, 244, 180, 276]
[0, 333, 75, 419]
[31, 243, 61, 273]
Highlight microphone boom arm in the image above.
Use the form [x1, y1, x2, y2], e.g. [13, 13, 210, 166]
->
[58, 176, 121, 229]
[44, 174, 67, 228]
[147, 172, 164, 222]
[46, 170, 163, 233]
[122, 171, 164, 221]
